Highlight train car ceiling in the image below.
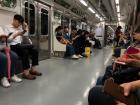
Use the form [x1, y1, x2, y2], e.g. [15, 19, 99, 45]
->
[54, 0, 101, 26]
[54, 0, 71, 8]
[53, 0, 139, 28]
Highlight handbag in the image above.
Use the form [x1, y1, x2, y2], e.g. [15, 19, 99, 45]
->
[125, 46, 139, 54]
[103, 78, 135, 105]
[20, 36, 34, 49]
[19, 44, 34, 49]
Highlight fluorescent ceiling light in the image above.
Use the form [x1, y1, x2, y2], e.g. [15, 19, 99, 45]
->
[116, 5, 120, 12]
[88, 7, 95, 13]
[95, 14, 100, 18]
[115, 0, 119, 4]
[117, 13, 120, 18]
[79, 0, 88, 6]
[118, 17, 120, 21]
[100, 18, 103, 21]
[95, 14, 98, 18]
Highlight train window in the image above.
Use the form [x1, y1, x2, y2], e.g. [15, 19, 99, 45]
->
[54, 11, 61, 20]
[82, 24, 84, 30]
[41, 9, 48, 35]
[29, 4, 35, 35]
[61, 16, 64, 26]
[85, 25, 87, 30]
[25, 2, 28, 23]
[24, 2, 35, 35]
[71, 20, 77, 29]
[61, 16, 69, 27]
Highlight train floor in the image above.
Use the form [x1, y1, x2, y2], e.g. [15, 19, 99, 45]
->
[0, 47, 113, 105]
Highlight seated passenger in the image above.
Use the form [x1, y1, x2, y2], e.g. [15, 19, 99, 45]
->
[113, 32, 138, 58]
[63, 26, 79, 59]
[55, 26, 63, 42]
[63, 26, 72, 42]
[78, 31, 91, 56]
[85, 36, 92, 48]
[88, 33, 96, 46]
[2, 14, 42, 80]
[88, 80, 140, 105]
[71, 28, 83, 58]
[102, 33, 140, 84]
[91, 33, 102, 49]
[74, 30, 92, 57]
[0, 27, 22, 87]
[55, 26, 67, 44]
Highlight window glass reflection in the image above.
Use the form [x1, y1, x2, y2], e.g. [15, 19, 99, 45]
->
[24, 2, 35, 35]
[71, 20, 77, 29]
[41, 9, 48, 35]
[61, 16, 69, 27]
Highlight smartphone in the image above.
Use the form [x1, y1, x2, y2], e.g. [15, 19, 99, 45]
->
[114, 61, 126, 65]
[22, 22, 27, 32]
[103, 78, 135, 105]
[8, 32, 13, 36]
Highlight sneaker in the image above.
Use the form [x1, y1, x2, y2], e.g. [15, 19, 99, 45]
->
[78, 55, 83, 58]
[11, 75, 22, 83]
[71, 55, 79, 59]
[1, 77, 11, 88]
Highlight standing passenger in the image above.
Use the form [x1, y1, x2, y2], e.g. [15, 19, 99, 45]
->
[114, 26, 125, 47]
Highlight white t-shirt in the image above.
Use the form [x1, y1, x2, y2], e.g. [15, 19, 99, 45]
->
[5, 25, 23, 45]
[0, 25, 32, 45]
[0, 24, 28, 45]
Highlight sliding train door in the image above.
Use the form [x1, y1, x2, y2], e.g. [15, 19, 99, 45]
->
[23, 1, 51, 60]
[36, 2, 51, 60]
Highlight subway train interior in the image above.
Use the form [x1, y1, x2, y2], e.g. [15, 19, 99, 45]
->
[0, 0, 140, 105]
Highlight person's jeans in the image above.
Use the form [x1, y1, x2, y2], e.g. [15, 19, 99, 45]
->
[88, 86, 116, 105]
[113, 67, 140, 84]
[102, 65, 113, 84]
[102, 65, 140, 84]
[10, 44, 39, 70]
[65, 44, 75, 57]
[0, 50, 19, 77]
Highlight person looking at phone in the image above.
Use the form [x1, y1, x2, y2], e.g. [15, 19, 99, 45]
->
[102, 33, 140, 84]
[88, 33, 140, 105]
[2, 14, 42, 80]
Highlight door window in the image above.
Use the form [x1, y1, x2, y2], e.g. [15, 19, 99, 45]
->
[25, 2, 35, 35]
[41, 8, 48, 35]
